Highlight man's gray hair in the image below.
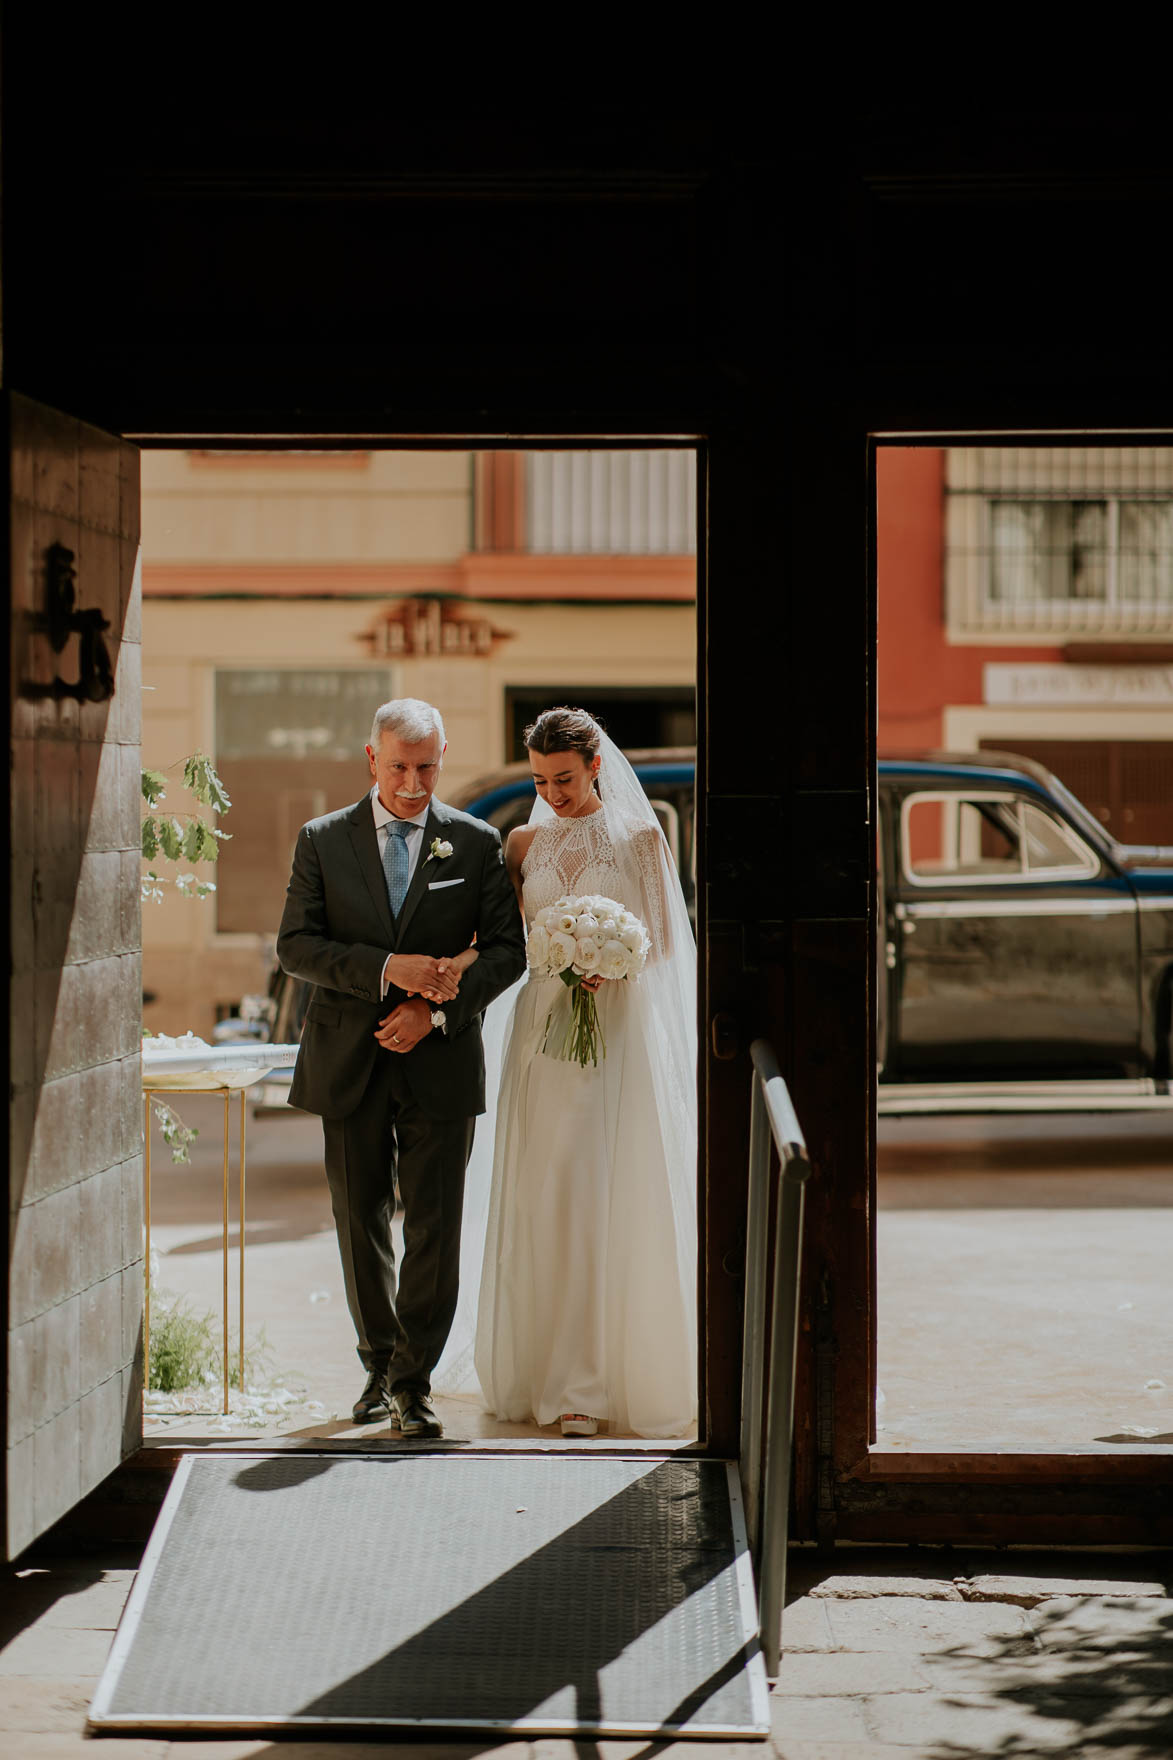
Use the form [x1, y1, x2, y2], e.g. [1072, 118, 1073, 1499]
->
[369, 697, 446, 749]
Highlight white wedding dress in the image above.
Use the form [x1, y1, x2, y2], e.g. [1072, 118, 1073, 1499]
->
[468, 796, 698, 1438]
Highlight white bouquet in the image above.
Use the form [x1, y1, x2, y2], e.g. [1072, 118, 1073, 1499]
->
[525, 892, 650, 1066]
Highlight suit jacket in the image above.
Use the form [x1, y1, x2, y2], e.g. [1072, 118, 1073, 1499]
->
[276, 795, 527, 1121]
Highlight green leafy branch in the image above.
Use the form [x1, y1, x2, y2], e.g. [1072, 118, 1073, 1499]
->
[141, 752, 232, 901]
[148, 1093, 201, 1164]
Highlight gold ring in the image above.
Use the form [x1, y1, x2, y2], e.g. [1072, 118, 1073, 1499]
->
[392, 1033, 400, 1043]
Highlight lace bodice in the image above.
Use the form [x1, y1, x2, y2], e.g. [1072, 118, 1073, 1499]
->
[521, 806, 673, 955]
[521, 810, 622, 921]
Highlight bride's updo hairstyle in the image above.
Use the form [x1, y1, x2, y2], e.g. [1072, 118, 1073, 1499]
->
[523, 706, 602, 766]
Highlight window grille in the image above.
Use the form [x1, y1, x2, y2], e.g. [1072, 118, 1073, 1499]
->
[525, 450, 696, 555]
[946, 448, 1173, 635]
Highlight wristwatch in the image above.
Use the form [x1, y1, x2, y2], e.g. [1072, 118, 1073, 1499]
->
[429, 1008, 447, 1033]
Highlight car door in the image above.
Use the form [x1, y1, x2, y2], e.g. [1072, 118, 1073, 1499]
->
[891, 785, 1140, 1078]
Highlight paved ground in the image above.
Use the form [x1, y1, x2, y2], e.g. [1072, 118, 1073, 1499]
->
[3, 1544, 1171, 1756]
[877, 1112, 1173, 1454]
[143, 1101, 1173, 1456]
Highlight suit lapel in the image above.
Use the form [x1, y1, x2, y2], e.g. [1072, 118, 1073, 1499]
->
[347, 797, 395, 943]
[393, 805, 441, 943]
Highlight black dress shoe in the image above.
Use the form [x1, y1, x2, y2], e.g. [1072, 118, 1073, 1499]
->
[389, 1389, 443, 1439]
[352, 1369, 390, 1424]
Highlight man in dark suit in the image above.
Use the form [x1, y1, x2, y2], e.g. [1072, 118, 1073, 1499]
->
[277, 698, 526, 1438]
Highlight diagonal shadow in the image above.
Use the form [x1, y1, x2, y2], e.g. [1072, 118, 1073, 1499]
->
[287, 1459, 750, 1734]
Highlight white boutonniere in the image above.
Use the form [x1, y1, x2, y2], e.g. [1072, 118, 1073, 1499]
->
[427, 837, 454, 863]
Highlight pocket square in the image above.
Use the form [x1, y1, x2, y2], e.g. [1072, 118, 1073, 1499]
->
[427, 877, 465, 890]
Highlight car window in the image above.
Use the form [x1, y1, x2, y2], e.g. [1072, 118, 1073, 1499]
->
[902, 791, 1098, 884]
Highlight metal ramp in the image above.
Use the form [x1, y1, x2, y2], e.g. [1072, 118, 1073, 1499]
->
[89, 1452, 770, 1739]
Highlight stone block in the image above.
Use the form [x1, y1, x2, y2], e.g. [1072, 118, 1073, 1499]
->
[32, 1294, 80, 1425]
[824, 1597, 1035, 1657]
[11, 734, 36, 857]
[121, 1358, 144, 1455]
[39, 859, 82, 978]
[811, 1575, 962, 1601]
[866, 1689, 1092, 1752]
[8, 1319, 38, 1446]
[76, 1061, 123, 1180]
[122, 1154, 145, 1272]
[78, 1162, 124, 1289]
[0, 1622, 111, 1679]
[772, 1649, 933, 1696]
[110, 638, 141, 747]
[31, 1072, 84, 1198]
[117, 954, 143, 1056]
[119, 740, 143, 855]
[779, 1596, 837, 1652]
[38, 963, 82, 1082]
[0, 1674, 97, 1733]
[11, 859, 36, 977]
[79, 1275, 123, 1396]
[9, 1081, 36, 1210]
[962, 1573, 1168, 1606]
[4, 1437, 36, 1561]
[79, 1374, 124, 1498]
[31, 1185, 82, 1311]
[120, 449, 141, 547]
[121, 1058, 145, 1161]
[32, 1404, 81, 1540]
[72, 958, 122, 1068]
[120, 536, 143, 642]
[770, 1689, 871, 1745]
[82, 737, 121, 854]
[80, 426, 122, 536]
[122, 1260, 145, 1369]
[67, 851, 122, 964]
[119, 850, 142, 953]
[1029, 1594, 1173, 1650]
[32, 410, 80, 519]
[9, 1206, 39, 1326]
[35, 732, 82, 859]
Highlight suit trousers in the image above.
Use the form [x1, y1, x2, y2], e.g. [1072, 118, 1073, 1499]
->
[322, 1049, 476, 1394]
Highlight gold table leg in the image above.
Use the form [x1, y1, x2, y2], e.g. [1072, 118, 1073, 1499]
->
[141, 1082, 252, 1421]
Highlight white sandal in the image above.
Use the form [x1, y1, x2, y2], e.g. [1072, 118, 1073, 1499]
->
[560, 1413, 599, 1437]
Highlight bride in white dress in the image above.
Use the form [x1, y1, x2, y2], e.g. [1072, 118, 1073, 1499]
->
[468, 707, 698, 1439]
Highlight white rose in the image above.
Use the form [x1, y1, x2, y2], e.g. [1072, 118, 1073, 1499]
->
[619, 925, 644, 954]
[548, 929, 577, 973]
[534, 906, 559, 931]
[526, 925, 551, 968]
[575, 913, 599, 935]
[557, 912, 577, 932]
[598, 915, 617, 936]
[597, 938, 630, 980]
[573, 936, 601, 972]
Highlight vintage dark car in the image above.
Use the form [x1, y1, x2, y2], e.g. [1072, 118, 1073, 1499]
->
[454, 747, 1173, 1114]
[876, 751, 1173, 1112]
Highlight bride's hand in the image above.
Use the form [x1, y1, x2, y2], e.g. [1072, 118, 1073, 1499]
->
[580, 974, 604, 993]
[385, 953, 461, 1001]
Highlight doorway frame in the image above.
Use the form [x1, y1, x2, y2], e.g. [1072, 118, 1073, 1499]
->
[129, 431, 720, 1460]
[846, 431, 1173, 1544]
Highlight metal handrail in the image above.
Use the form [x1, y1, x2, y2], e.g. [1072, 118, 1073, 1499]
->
[739, 1038, 814, 1678]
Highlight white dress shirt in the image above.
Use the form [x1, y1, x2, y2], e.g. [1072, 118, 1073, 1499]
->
[374, 787, 431, 999]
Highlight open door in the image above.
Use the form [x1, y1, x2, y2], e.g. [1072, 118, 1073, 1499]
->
[6, 392, 143, 1557]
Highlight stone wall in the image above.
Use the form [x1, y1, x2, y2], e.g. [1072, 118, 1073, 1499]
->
[7, 395, 142, 1558]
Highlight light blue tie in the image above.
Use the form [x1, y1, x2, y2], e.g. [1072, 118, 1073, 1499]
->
[383, 820, 412, 917]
